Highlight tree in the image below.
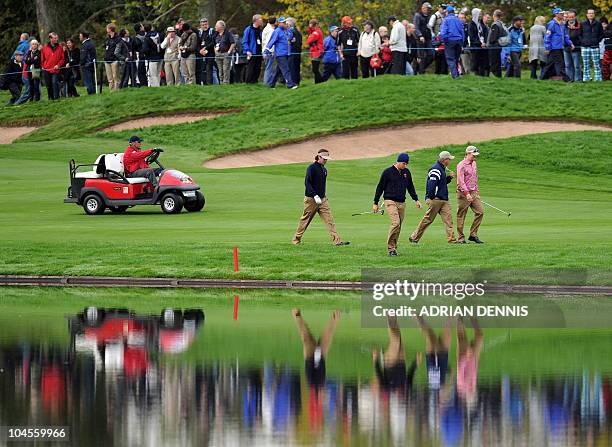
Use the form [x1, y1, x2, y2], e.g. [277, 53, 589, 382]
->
[593, 0, 611, 13]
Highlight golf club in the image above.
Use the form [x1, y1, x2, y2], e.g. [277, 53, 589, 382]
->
[481, 200, 511, 217]
[352, 209, 385, 216]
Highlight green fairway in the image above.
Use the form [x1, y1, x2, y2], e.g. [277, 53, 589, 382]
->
[0, 76, 611, 282]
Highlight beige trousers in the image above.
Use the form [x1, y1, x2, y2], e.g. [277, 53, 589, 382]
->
[180, 55, 196, 84]
[410, 199, 456, 242]
[384, 200, 406, 251]
[164, 60, 180, 85]
[104, 62, 121, 91]
[456, 192, 484, 241]
[293, 197, 342, 244]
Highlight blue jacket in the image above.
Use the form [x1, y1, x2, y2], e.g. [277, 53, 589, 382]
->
[242, 25, 262, 55]
[264, 27, 290, 57]
[322, 36, 339, 64]
[425, 161, 453, 201]
[544, 19, 573, 51]
[15, 40, 29, 56]
[507, 26, 524, 52]
[440, 13, 465, 43]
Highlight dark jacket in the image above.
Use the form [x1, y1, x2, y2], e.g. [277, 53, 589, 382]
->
[197, 27, 216, 54]
[180, 30, 198, 57]
[104, 34, 121, 62]
[114, 38, 132, 62]
[63, 48, 81, 79]
[581, 19, 604, 47]
[604, 26, 612, 50]
[407, 34, 418, 62]
[468, 20, 489, 48]
[566, 20, 582, 50]
[414, 12, 432, 41]
[0, 59, 22, 89]
[80, 38, 97, 68]
[25, 49, 41, 69]
[290, 28, 303, 55]
[144, 31, 163, 61]
[374, 166, 419, 204]
[488, 21, 506, 46]
[304, 162, 328, 198]
[337, 26, 360, 56]
[425, 161, 453, 201]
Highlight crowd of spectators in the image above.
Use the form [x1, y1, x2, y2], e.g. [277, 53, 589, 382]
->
[1, 4, 611, 105]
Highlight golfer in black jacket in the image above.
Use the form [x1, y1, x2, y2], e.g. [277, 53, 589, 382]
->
[373, 153, 422, 256]
[292, 149, 350, 246]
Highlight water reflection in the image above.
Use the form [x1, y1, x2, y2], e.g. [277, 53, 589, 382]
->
[0, 307, 611, 446]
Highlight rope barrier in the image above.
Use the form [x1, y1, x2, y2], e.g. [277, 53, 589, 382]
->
[0, 45, 563, 78]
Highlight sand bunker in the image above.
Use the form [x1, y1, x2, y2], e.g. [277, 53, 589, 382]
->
[204, 120, 609, 169]
[0, 126, 37, 144]
[100, 111, 231, 133]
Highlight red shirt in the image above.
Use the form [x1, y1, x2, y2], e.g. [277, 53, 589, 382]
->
[40, 43, 65, 74]
[306, 27, 324, 58]
[123, 146, 153, 174]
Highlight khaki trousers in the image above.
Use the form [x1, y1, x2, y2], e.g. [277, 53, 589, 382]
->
[104, 62, 121, 91]
[384, 200, 406, 251]
[293, 197, 342, 244]
[180, 55, 196, 84]
[410, 199, 456, 242]
[456, 192, 484, 242]
[164, 60, 180, 85]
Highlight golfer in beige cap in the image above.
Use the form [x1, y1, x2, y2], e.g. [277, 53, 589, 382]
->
[292, 149, 350, 246]
[409, 151, 458, 243]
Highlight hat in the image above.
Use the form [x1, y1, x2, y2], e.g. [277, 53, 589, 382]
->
[446, 5, 455, 12]
[552, 7, 563, 14]
[397, 153, 410, 163]
[317, 149, 331, 160]
[129, 136, 143, 143]
[341, 16, 353, 25]
[439, 150, 455, 160]
[278, 16, 286, 23]
[166, 26, 175, 32]
[513, 15, 525, 22]
[465, 145, 480, 155]
[423, 2, 433, 8]
[329, 25, 338, 32]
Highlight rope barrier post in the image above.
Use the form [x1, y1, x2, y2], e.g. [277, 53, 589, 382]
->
[93, 59, 99, 94]
[233, 246, 239, 272]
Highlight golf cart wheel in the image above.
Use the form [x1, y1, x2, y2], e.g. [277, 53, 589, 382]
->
[110, 206, 129, 213]
[83, 194, 106, 215]
[184, 191, 205, 212]
[161, 193, 183, 214]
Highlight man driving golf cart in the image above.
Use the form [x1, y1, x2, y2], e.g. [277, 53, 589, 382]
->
[123, 136, 163, 186]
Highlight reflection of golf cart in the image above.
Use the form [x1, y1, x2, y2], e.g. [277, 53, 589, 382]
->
[64, 149, 205, 214]
[68, 307, 205, 367]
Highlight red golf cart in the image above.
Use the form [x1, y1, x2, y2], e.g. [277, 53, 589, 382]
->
[64, 149, 205, 215]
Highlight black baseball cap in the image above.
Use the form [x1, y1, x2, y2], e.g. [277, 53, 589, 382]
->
[129, 136, 143, 143]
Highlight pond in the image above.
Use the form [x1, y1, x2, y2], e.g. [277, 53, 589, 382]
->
[0, 288, 611, 446]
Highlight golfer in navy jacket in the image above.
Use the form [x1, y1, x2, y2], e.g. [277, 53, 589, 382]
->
[292, 149, 350, 246]
[410, 151, 458, 243]
[373, 153, 422, 256]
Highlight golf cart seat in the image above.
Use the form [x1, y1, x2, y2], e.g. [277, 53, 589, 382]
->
[104, 153, 149, 184]
[74, 154, 104, 179]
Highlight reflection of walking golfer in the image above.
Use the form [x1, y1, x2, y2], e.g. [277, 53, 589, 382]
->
[292, 308, 340, 388]
[372, 315, 422, 391]
[292, 149, 350, 246]
[410, 151, 457, 243]
[416, 315, 452, 390]
[373, 153, 422, 256]
[456, 146, 485, 244]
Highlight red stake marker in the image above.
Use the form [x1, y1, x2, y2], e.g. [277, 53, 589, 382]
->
[233, 246, 239, 272]
[233, 295, 239, 320]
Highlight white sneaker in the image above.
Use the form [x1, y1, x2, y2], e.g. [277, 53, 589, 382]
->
[291, 85, 298, 89]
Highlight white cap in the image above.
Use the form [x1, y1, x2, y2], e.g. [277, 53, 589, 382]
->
[465, 145, 480, 155]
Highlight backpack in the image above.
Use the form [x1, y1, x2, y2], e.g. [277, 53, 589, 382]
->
[370, 53, 382, 69]
[497, 22, 510, 47]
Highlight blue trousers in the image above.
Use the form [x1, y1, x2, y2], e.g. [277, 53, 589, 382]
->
[563, 49, 582, 82]
[270, 55, 295, 88]
[444, 41, 463, 79]
[263, 54, 277, 86]
[82, 67, 96, 94]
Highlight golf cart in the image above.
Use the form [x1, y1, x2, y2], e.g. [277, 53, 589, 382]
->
[64, 148, 205, 215]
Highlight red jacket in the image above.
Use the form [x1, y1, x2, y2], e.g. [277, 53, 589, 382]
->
[381, 45, 392, 63]
[306, 27, 324, 59]
[123, 146, 153, 174]
[41, 43, 65, 74]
